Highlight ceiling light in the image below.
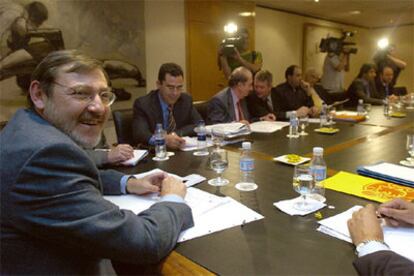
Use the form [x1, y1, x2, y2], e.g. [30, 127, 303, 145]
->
[314, 0, 319, 2]
[224, 23, 238, 34]
[239, 12, 255, 17]
[377, 38, 389, 49]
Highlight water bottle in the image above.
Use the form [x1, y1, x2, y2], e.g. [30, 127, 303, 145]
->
[310, 147, 327, 198]
[288, 111, 299, 138]
[194, 120, 208, 156]
[154, 123, 167, 159]
[357, 99, 365, 116]
[239, 142, 255, 184]
[320, 103, 328, 128]
[383, 98, 390, 119]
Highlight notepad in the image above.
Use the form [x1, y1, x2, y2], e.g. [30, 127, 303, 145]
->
[357, 162, 414, 187]
[121, 150, 148, 166]
[249, 121, 289, 133]
[317, 206, 414, 261]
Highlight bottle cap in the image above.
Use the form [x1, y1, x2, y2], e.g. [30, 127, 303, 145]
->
[313, 147, 323, 154]
[358, 99, 363, 104]
[242, 142, 251, 150]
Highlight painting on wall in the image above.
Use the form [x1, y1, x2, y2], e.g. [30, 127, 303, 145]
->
[302, 23, 342, 74]
[0, 0, 146, 121]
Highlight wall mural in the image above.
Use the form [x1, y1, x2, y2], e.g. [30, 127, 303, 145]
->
[0, 0, 146, 121]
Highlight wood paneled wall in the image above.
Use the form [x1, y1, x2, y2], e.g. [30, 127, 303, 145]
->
[186, 0, 255, 101]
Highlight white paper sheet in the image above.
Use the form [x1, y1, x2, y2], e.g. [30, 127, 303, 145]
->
[121, 150, 148, 166]
[362, 162, 414, 182]
[317, 206, 414, 261]
[180, 136, 213, 151]
[205, 122, 251, 138]
[249, 121, 289, 133]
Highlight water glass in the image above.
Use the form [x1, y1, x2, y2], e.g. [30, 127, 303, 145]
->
[208, 148, 229, 186]
[299, 116, 309, 136]
[292, 164, 315, 211]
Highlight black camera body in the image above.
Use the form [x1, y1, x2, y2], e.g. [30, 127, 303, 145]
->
[221, 36, 245, 56]
[319, 31, 357, 55]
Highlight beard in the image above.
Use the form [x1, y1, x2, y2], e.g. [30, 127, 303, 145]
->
[43, 101, 106, 148]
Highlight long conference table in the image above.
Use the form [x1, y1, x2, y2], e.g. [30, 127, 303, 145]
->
[117, 106, 414, 275]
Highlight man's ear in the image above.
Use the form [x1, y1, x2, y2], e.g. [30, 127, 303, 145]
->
[156, 80, 162, 89]
[29, 81, 47, 110]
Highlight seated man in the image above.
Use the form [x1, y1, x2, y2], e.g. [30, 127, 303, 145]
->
[207, 66, 252, 124]
[0, 50, 193, 275]
[273, 65, 318, 120]
[375, 65, 401, 102]
[348, 199, 414, 275]
[347, 63, 383, 107]
[246, 69, 278, 121]
[132, 63, 201, 149]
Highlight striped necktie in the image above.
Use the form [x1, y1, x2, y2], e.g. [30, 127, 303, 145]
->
[167, 105, 176, 133]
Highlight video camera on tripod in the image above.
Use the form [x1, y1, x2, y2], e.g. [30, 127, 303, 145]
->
[319, 31, 358, 55]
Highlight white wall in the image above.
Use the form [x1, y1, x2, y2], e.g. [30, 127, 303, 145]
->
[144, 0, 187, 92]
[255, 6, 414, 92]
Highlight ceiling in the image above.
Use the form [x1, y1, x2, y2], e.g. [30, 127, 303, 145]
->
[256, 0, 414, 28]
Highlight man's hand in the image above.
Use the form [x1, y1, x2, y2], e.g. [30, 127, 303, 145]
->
[347, 204, 384, 246]
[309, 106, 320, 117]
[107, 144, 134, 164]
[296, 106, 310, 118]
[126, 172, 167, 195]
[160, 176, 187, 199]
[232, 48, 243, 62]
[165, 133, 185, 149]
[388, 94, 399, 103]
[260, 113, 276, 121]
[300, 80, 310, 91]
[378, 198, 414, 227]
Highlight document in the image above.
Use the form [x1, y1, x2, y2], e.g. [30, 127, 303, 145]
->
[180, 136, 213, 151]
[121, 150, 148, 166]
[317, 206, 414, 261]
[249, 121, 289, 133]
[357, 162, 414, 186]
[205, 122, 251, 138]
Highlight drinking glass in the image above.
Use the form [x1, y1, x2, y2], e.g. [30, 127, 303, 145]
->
[292, 164, 315, 211]
[327, 107, 336, 126]
[299, 116, 309, 136]
[363, 103, 371, 119]
[407, 134, 414, 161]
[404, 94, 414, 110]
[211, 126, 225, 148]
[208, 148, 229, 186]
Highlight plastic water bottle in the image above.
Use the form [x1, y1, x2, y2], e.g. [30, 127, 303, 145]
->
[239, 142, 255, 184]
[154, 123, 167, 159]
[310, 147, 327, 198]
[194, 120, 208, 156]
[357, 99, 365, 116]
[383, 98, 390, 119]
[320, 103, 328, 128]
[288, 111, 299, 138]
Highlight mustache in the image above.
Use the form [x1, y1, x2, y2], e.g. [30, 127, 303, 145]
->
[79, 112, 106, 123]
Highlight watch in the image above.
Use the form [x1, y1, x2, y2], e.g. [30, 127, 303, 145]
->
[355, 240, 389, 256]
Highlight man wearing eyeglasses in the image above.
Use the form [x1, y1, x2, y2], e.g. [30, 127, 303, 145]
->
[132, 63, 202, 149]
[0, 50, 193, 275]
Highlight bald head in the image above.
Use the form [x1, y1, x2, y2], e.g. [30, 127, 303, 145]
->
[304, 68, 321, 87]
[228, 67, 253, 99]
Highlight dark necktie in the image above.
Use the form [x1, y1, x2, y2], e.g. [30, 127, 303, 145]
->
[237, 100, 245, 121]
[266, 96, 273, 112]
[167, 105, 176, 133]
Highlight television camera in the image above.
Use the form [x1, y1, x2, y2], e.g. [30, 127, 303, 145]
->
[319, 31, 357, 55]
[220, 35, 245, 56]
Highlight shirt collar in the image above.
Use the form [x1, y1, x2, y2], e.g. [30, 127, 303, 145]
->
[157, 91, 169, 112]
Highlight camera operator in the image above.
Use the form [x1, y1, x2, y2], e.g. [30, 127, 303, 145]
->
[373, 44, 406, 87]
[218, 28, 262, 79]
[320, 50, 349, 93]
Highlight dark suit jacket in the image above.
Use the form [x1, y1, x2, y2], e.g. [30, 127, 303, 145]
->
[207, 87, 251, 124]
[246, 90, 285, 121]
[353, 250, 414, 275]
[0, 109, 193, 275]
[132, 90, 201, 145]
[273, 82, 314, 120]
[346, 78, 383, 107]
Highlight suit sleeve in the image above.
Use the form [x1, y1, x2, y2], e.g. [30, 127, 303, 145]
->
[353, 250, 414, 275]
[11, 142, 194, 264]
[353, 81, 383, 105]
[207, 97, 231, 124]
[272, 89, 288, 120]
[132, 98, 153, 145]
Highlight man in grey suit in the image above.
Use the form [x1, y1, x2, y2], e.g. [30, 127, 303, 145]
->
[133, 63, 201, 149]
[0, 50, 194, 275]
[207, 66, 252, 124]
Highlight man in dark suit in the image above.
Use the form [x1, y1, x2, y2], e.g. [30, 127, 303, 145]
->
[0, 50, 193, 275]
[348, 199, 414, 275]
[273, 65, 319, 120]
[247, 69, 280, 121]
[374, 65, 404, 102]
[207, 66, 252, 124]
[133, 63, 201, 149]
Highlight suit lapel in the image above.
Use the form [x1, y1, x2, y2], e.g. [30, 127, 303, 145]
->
[226, 88, 236, 121]
[151, 90, 164, 124]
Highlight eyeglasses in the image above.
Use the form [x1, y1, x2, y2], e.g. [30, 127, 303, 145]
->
[52, 81, 116, 106]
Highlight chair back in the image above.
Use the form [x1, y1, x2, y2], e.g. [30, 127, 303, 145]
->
[112, 109, 134, 145]
[193, 100, 209, 122]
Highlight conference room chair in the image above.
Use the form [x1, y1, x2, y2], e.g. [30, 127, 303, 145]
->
[193, 100, 209, 122]
[112, 109, 134, 145]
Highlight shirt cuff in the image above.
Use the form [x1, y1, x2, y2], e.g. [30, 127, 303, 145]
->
[161, 194, 185, 204]
[148, 135, 155, 146]
[357, 241, 390, 258]
[120, 175, 135, 194]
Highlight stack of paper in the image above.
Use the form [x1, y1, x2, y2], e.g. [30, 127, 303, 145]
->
[180, 136, 213, 151]
[121, 150, 148, 166]
[357, 162, 414, 187]
[317, 206, 414, 261]
[205, 122, 251, 138]
[249, 121, 289, 133]
[104, 169, 264, 242]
